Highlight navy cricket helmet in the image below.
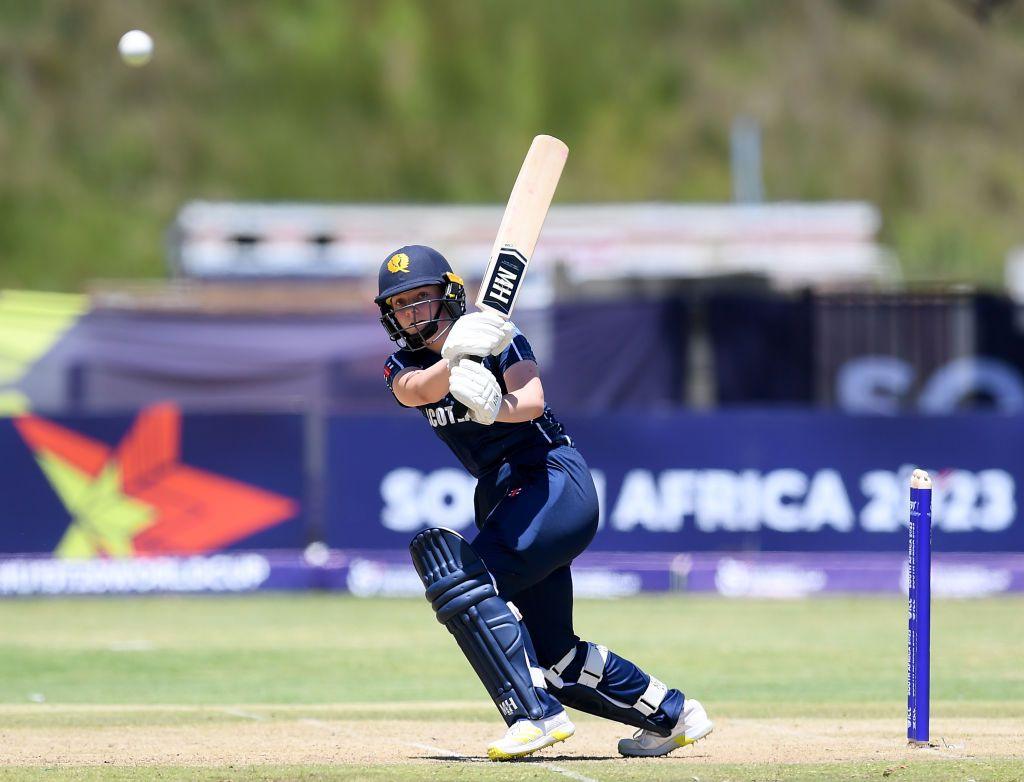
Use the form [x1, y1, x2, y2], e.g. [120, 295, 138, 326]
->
[375, 245, 466, 350]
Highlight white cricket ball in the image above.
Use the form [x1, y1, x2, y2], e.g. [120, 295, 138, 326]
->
[118, 29, 153, 67]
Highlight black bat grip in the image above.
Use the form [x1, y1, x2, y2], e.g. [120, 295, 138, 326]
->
[450, 354, 484, 420]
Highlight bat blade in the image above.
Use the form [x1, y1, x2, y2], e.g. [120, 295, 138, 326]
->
[476, 135, 568, 318]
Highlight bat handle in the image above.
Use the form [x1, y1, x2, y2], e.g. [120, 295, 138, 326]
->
[450, 355, 484, 420]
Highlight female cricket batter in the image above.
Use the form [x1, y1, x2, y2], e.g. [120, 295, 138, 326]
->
[376, 245, 713, 760]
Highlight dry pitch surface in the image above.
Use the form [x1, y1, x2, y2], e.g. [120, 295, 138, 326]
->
[1, 703, 1021, 774]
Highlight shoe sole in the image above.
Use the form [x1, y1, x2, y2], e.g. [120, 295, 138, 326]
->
[618, 720, 714, 757]
[487, 727, 575, 761]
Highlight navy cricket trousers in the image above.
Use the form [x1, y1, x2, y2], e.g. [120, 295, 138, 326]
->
[470, 443, 687, 735]
[470, 444, 599, 667]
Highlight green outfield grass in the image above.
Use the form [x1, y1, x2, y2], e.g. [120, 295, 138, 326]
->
[0, 594, 1022, 781]
[3, 595, 1023, 706]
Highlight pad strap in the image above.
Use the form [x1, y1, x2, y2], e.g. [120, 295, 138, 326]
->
[576, 643, 609, 688]
[634, 676, 668, 717]
[549, 646, 577, 677]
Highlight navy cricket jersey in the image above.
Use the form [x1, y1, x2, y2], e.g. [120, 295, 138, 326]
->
[383, 332, 572, 477]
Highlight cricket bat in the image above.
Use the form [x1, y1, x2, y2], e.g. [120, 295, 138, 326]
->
[475, 134, 569, 318]
[451, 134, 567, 420]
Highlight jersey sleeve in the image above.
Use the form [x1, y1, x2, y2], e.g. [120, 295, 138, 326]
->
[384, 353, 413, 408]
[496, 329, 536, 375]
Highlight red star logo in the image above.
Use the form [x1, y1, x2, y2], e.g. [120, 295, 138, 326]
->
[14, 403, 298, 558]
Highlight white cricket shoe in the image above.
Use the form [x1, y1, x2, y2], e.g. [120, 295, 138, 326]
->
[487, 710, 576, 761]
[617, 697, 714, 757]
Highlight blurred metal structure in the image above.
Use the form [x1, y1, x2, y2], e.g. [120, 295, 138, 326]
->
[730, 116, 764, 204]
[168, 201, 896, 293]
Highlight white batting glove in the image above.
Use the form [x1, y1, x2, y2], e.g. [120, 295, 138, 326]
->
[441, 312, 515, 362]
[449, 358, 503, 425]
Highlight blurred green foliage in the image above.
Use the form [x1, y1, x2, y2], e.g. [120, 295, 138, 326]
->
[1, 0, 1023, 290]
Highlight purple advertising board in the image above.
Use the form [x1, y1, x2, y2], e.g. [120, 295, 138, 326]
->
[3, 548, 1023, 598]
[3, 408, 1023, 596]
[326, 412, 1023, 553]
